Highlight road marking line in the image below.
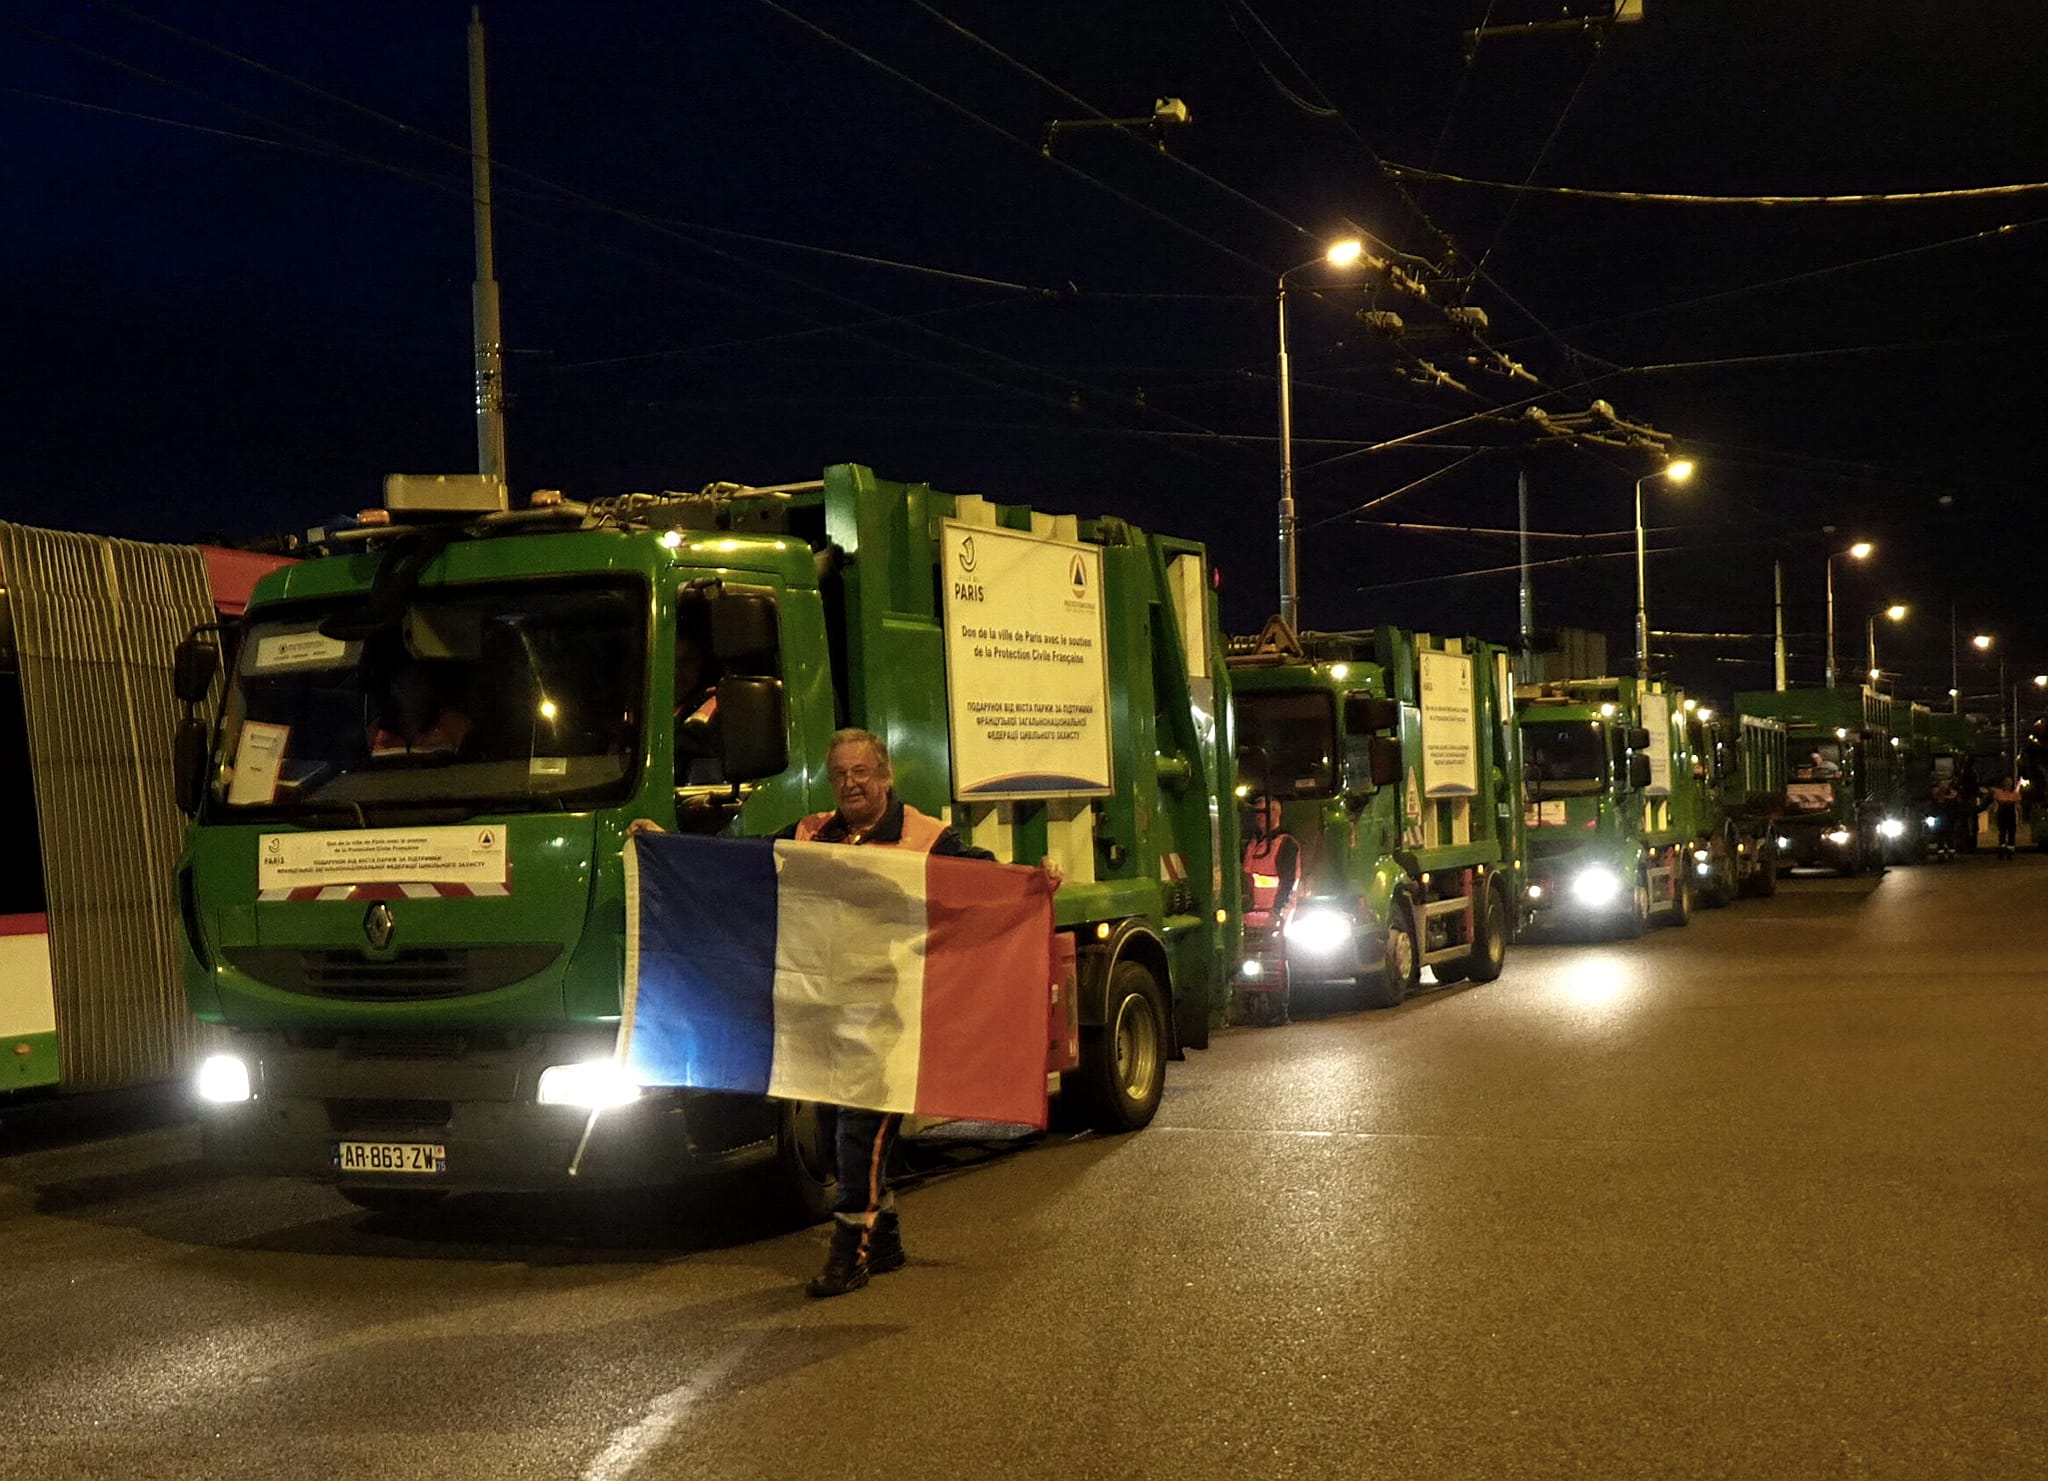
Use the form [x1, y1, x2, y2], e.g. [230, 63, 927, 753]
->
[581, 1342, 750, 1481]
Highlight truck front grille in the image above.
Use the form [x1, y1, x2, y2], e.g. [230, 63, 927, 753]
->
[326, 1098, 455, 1133]
[224, 945, 561, 999]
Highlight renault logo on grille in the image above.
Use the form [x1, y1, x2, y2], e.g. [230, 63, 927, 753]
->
[363, 902, 396, 951]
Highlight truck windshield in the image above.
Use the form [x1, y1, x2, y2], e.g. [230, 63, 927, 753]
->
[211, 577, 647, 819]
[1521, 720, 1605, 796]
[1235, 691, 1336, 798]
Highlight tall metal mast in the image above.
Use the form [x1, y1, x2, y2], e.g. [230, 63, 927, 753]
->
[468, 7, 508, 490]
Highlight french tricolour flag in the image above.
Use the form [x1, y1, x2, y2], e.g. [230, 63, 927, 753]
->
[623, 834, 1054, 1128]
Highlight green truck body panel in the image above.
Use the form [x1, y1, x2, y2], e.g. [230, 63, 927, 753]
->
[1228, 626, 1524, 993]
[180, 465, 1239, 1193]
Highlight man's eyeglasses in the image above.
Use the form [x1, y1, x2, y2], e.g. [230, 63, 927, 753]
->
[829, 766, 880, 785]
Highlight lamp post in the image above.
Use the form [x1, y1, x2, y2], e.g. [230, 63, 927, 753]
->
[1823, 538, 1874, 687]
[1633, 458, 1695, 682]
[1865, 603, 1907, 689]
[1276, 237, 1364, 631]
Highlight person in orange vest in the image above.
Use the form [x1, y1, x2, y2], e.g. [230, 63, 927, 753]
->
[1242, 795, 1300, 919]
[780, 727, 998, 1298]
[1239, 795, 1301, 1023]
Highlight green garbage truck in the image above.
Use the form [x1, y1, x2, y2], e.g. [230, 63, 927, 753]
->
[171, 465, 1239, 1215]
[1226, 618, 1524, 1012]
[1513, 677, 1692, 936]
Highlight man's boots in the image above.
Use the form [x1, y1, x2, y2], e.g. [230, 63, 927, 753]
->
[805, 1212, 907, 1298]
[867, 1210, 905, 1275]
[806, 1218, 873, 1298]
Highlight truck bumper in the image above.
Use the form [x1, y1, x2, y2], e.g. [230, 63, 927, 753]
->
[197, 1030, 779, 1193]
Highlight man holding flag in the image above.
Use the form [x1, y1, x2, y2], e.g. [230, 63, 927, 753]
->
[624, 726, 1058, 1300]
[780, 728, 997, 1298]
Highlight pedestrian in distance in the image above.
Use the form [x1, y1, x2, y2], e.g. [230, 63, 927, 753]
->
[1990, 775, 2022, 859]
[1930, 776, 1959, 862]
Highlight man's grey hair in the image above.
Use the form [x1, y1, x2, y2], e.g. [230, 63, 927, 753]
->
[828, 727, 891, 774]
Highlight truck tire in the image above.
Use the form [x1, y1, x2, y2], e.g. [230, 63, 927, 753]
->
[759, 1098, 837, 1226]
[1744, 847, 1778, 899]
[1464, 878, 1510, 983]
[1075, 960, 1168, 1134]
[1360, 900, 1419, 1009]
[1666, 859, 1693, 927]
[1618, 874, 1649, 940]
[1705, 838, 1738, 908]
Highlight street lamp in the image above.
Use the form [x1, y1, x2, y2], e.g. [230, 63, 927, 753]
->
[1633, 458, 1695, 682]
[1276, 237, 1365, 630]
[1865, 603, 1907, 687]
[1823, 539, 1874, 687]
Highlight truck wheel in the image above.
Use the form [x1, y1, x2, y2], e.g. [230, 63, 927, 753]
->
[1464, 879, 1510, 983]
[1745, 848, 1778, 899]
[339, 1187, 448, 1216]
[1076, 960, 1168, 1134]
[759, 1098, 837, 1226]
[1666, 860, 1693, 927]
[1706, 840, 1738, 908]
[1618, 875, 1649, 940]
[1360, 900, 1418, 1009]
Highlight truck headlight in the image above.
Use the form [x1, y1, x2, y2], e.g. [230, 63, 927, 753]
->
[1775, 835, 1792, 851]
[197, 1054, 252, 1104]
[1284, 907, 1355, 955]
[1825, 828, 1853, 846]
[1877, 818, 1905, 839]
[537, 1060, 643, 1109]
[1570, 868, 1621, 907]
[1924, 815, 1940, 829]
[1239, 958, 1264, 980]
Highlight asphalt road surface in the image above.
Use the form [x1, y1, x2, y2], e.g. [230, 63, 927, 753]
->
[5, 853, 2045, 1480]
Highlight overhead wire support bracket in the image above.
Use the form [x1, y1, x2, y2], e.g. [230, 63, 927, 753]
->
[1042, 97, 1193, 157]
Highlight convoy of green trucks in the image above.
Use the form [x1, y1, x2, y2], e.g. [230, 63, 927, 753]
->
[5, 462, 2018, 1223]
[168, 466, 1239, 1212]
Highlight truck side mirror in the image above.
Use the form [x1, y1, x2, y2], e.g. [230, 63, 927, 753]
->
[1346, 694, 1400, 734]
[173, 631, 220, 705]
[710, 590, 781, 675]
[1368, 735, 1403, 789]
[1629, 753, 1653, 789]
[174, 716, 210, 816]
[1626, 726, 1652, 752]
[715, 675, 789, 782]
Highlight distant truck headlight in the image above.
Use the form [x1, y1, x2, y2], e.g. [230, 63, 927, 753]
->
[1775, 836, 1792, 851]
[1570, 868, 1621, 907]
[537, 1060, 643, 1110]
[1239, 958, 1264, 980]
[197, 1053, 252, 1104]
[1877, 818, 1905, 839]
[1284, 907, 1355, 955]
[1925, 815, 1941, 829]
[1825, 828, 1853, 846]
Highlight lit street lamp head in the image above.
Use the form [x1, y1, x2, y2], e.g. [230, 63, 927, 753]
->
[1665, 458, 1696, 483]
[1884, 604, 1908, 622]
[1324, 238, 1364, 268]
[1849, 541, 1874, 560]
[1974, 633, 1994, 651]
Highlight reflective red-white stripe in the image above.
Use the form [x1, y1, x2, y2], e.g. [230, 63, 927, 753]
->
[1159, 852, 1187, 881]
[257, 882, 511, 902]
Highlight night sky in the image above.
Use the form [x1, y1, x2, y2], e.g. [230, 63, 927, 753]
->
[7, 1, 2048, 711]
